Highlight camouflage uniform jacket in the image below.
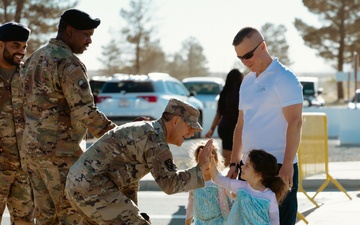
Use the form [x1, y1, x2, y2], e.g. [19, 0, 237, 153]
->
[22, 38, 116, 157]
[67, 119, 205, 195]
[0, 66, 26, 170]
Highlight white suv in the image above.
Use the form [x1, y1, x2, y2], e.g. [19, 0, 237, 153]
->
[96, 73, 204, 137]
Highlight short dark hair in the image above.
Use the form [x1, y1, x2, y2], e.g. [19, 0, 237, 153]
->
[232, 27, 258, 46]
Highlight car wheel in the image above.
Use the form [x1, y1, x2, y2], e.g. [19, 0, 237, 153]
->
[193, 110, 203, 139]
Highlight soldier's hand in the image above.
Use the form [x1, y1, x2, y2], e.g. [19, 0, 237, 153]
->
[197, 139, 213, 172]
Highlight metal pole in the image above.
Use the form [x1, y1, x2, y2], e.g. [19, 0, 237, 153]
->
[348, 72, 350, 101]
[354, 52, 358, 108]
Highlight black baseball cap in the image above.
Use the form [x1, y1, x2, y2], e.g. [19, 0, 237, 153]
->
[60, 9, 100, 30]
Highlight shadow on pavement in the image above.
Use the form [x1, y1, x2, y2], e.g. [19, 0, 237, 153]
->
[169, 205, 186, 225]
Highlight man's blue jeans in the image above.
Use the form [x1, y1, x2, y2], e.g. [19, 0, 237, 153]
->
[278, 163, 298, 225]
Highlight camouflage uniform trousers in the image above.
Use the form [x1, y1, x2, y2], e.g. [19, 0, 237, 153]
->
[65, 176, 150, 225]
[25, 155, 87, 225]
[0, 169, 35, 224]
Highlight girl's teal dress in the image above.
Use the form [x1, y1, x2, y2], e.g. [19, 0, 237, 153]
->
[186, 180, 232, 225]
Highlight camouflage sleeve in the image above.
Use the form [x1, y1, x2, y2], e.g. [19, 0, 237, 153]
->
[151, 149, 205, 195]
[12, 72, 27, 171]
[12, 72, 25, 145]
[61, 63, 116, 137]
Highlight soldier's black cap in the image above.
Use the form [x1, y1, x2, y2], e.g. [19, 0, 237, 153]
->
[0, 22, 30, 42]
[60, 9, 100, 30]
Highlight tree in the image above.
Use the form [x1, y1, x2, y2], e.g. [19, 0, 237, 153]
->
[165, 53, 187, 78]
[0, 0, 77, 54]
[100, 1, 208, 78]
[178, 36, 208, 80]
[261, 23, 293, 66]
[119, 0, 165, 74]
[98, 39, 124, 76]
[164, 37, 208, 80]
[138, 40, 166, 74]
[294, 0, 360, 100]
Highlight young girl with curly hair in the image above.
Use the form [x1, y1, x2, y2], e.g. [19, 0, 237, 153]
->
[210, 149, 288, 225]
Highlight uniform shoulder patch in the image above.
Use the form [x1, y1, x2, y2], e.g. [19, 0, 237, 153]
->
[158, 150, 177, 172]
[67, 65, 86, 82]
[64, 64, 89, 91]
[78, 79, 89, 90]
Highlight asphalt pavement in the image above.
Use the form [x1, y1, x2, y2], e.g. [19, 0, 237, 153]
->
[2, 138, 358, 224]
[138, 138, 360, 225]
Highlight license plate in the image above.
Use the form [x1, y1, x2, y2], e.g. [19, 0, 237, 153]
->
[118, 99, 130, 107]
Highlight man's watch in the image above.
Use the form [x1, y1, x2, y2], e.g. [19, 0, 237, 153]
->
[229, 162, 240, 169]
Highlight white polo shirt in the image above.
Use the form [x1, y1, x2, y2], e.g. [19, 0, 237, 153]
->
[239, 58, 303, 164]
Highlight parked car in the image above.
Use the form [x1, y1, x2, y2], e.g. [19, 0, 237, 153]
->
[96, 73, 204, 137]
[347, 89, 360, 109]
[89, 75, 112, 103]
[182, 77, 225, 137]
[298, 76, 325, 107]
[182, 77, 224, 108]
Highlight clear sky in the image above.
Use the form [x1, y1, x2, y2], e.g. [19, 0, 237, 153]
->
[75, 0, 336, 75]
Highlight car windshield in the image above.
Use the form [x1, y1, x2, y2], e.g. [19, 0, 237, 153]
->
[301, 81, 315, 96]
[183, 82, 221, 95]
[101, 81, 154, 93]
[89, 80, 106, 94]
[166, 81, 190, 96]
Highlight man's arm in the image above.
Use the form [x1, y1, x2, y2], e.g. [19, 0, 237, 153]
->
[227, 110, 244, 178]
[280, 103, 302, 188]
[205, 111, 220, 138]
[154, 139, 213, 194]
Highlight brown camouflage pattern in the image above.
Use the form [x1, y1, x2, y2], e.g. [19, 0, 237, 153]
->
[21, 38, 116, 224]
[65, 119, 205, 224]
[0, 66, 34, 224]
[164, 98, 202, 132]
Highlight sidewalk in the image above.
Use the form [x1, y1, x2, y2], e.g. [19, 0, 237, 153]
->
[295, 159, 360, 224]
[137, 138, 360, 225]
[296, 190, 360, 224]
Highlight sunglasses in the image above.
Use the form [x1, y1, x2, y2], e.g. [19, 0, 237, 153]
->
[237, 40, 264, 60]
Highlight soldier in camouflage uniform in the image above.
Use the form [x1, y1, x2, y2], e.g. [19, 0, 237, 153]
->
[21, 9, 116, 225]
[65, 98, 214, 225]
[0, 22, 35, 225]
